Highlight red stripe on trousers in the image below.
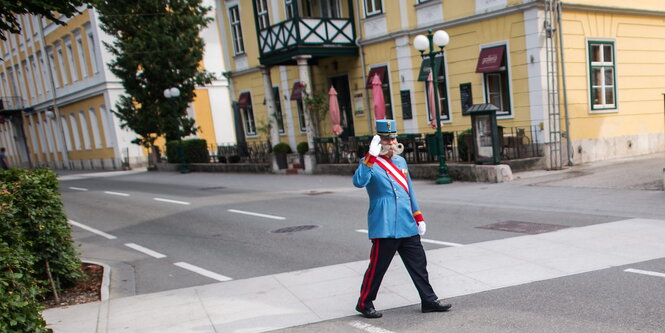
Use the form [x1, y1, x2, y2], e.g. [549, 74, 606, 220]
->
[359, 239, 380, 309]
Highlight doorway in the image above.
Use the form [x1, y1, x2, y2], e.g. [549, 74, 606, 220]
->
[329, 75, 354, 139]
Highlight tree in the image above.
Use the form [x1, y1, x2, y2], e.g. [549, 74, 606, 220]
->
[0, 0, 93, 41]
[95, 0, 215, 147]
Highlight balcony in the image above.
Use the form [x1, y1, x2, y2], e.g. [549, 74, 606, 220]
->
[258, 16, 357, 66]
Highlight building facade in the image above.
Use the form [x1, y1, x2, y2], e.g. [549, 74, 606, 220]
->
[219, 0, 665, 169]
[0, 2, 234, 170]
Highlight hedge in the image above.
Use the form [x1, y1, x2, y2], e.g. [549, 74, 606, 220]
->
[166, 139, 210, 163]
[0, 168, 83, 331]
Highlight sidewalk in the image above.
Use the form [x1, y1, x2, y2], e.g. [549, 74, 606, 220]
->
[43, 153, 665, 332]
[511, 152, 665, 190]
[42, 218, 665, 332]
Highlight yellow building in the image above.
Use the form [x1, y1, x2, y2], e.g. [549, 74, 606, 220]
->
[219, 0, 665, 170]
[0, 3, 234, 169]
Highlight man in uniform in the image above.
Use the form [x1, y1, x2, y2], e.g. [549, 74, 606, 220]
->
[353, 119, 452, 319]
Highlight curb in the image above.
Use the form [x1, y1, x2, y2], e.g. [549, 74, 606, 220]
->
[81, 259, 111, 302]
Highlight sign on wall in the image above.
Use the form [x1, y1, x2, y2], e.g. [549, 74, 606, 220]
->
[353, 92, 365, 117]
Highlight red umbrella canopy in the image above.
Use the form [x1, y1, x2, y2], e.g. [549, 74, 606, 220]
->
[328, 86, 343, 135]
[371, 74, 386, 120]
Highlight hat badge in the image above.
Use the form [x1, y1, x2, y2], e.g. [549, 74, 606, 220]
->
[387, 122, 391, 130]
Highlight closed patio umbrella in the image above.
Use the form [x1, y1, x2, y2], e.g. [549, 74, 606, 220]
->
[371, 74, 386, 120]
[329, 86, 343, 135]
[427, 71, 437, 128]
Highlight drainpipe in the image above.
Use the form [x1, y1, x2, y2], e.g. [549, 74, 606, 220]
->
[353, 0, 373, 135]
[557, 1, 573, 166]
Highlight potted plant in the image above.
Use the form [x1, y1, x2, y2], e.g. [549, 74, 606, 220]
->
[272, 142, 292, 169]
[297, 142, 309, 169]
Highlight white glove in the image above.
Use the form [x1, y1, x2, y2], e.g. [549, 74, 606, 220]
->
[418, 222, 426, 236]
[368, 135, 382, 157]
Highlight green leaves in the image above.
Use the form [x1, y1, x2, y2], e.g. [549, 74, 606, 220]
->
[95, 0, 215, 147]
[0, 169, 82, 332]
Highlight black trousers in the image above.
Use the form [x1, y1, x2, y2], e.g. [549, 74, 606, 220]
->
[357, 235, 437, 310]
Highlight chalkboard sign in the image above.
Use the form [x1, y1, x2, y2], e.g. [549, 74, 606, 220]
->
[460, 83, 473, 115]
[400, 90, 412, 119]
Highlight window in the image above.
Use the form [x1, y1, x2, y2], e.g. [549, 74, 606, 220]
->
[15, 65, 28, 100]
[271, 87, 285, 134]
[238, 92, 256, 135]
[296, 100, 307, 132]
[75, 32, 88, 78]
[69, 113, 81, 150]
[79, 111, 91, 149]
[29, 56, 42, 96]
[321, 0, 341, 18]
[60, 116, 73, 151]
[35, 120, 47, 154]
[84, 24, 99, 74]
[28, 119, 41, 155]
[364, 0, 382, 17]
[477, 45, 511, 116]
[22, 60, 35, 100]
[99, 104, 114, 148]
[285, 0, 296, 19]
[46, 47, 60, 87]
[420, 56, 450, 122]
[229, 6, 245, 55]
[55, 43, 69, 85]
[88, 108, 102, 149]
[366, 66, 392, 119]
[37, 51, 50, 95]
[65, 38, 79, 81]
[255, 0, 270, 30]
[588, 41, 616, 110]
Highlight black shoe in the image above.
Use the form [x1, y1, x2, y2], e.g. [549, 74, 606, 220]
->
[421, 300, 452, 313]
[356, 305, 383, 318]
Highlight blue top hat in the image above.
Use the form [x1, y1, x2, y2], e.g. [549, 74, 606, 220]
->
[376, 119, 397, 138]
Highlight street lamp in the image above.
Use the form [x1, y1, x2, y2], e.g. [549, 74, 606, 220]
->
[163, 87, 189, 173]
[414, 29, 453, 184]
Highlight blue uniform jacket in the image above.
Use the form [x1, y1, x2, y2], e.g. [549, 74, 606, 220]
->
[353, 154, 424, 239]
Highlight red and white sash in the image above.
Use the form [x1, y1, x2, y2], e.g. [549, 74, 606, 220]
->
[375, 156, 409, 193]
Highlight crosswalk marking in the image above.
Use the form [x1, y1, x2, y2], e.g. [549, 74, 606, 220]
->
[624, 268, 665, 279]
[173, 262, 233, 282]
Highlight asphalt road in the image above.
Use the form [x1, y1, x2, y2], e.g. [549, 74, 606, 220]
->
[57, 155, 665, 331]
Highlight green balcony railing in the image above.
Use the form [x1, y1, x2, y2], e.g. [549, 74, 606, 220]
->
[258, 17, 356, 59]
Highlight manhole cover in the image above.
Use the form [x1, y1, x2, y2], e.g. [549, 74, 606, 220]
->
[306, 191, 333, 196]
[476, 221, 569, 234]
[271, 225, 319, 233]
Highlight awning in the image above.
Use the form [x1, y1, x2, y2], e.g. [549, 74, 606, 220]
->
[365, 67, 387, 88]
[475, 46, 505, 73]
[237, 92, 251, 109]
[417, 56, 444, 81]
[290, 82, 304, 100]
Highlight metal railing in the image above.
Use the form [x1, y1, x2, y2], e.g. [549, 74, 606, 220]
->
[315, 126, 543, 165]
[258, 17, 355, 57]
[214, 142, 272, 164]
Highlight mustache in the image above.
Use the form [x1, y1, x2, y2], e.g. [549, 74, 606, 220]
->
[380, 143, 404, 155]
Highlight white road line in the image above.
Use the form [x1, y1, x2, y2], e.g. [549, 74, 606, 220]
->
[124, 243, 167, 259]
[68, 187, 88, 191]
[173, 262, 233, 282]
[355, 229, 463, 247]
[349, 321, 395, 333]
[154, 198, 191, 205]
[104, 191, 130, 197]
[68, 220, 117, 239]
[228, 209, 285, 220]
[624, 268, 665, 279]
